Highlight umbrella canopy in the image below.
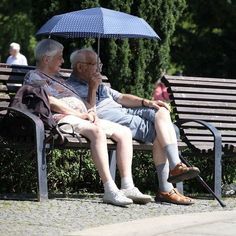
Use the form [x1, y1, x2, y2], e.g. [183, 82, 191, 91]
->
[36, 7, 160, 40]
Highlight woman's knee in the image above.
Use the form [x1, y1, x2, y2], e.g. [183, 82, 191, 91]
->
[84, 125, 106, 141]
[111, 125, 132, 142]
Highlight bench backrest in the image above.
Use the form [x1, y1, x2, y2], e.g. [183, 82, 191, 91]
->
[0, 64, 103, 108]
[161, 75, 236, 152]
[0, 64, 153, 151]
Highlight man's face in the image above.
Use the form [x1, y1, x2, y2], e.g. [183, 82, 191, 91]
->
[77, 53, 103, 81]
[47, 50, 64, 74]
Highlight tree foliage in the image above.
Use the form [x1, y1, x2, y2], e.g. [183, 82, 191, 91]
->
[30, 0, 186, 98]
[0, 0, 36, 64]
[170, 0, 236, 78]
[0, 0, 186, 96]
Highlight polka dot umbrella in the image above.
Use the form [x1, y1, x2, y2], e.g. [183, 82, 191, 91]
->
[36, 7, 160, 61]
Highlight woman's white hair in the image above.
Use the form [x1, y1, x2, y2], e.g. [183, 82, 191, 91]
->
[35, 39, 64, 64]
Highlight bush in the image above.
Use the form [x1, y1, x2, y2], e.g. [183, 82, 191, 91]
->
[0, 148, 235, 196]
[0, 149, 37, 193]
[47, 149, 102, 194]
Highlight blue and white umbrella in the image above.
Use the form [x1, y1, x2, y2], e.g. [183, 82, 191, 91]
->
[36, 7, 160, 57]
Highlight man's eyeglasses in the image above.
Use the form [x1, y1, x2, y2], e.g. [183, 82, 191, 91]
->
[78, 61, 103, 67]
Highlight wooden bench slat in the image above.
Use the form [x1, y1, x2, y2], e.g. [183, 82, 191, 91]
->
[174, 100, 236, 109]
[176, 107, 236, 116]
[63, 135, 155, 151]
[166, 75, 236, 84]
[167, 79, 236, 89]
[178, 113, 236, 122]
[184, 129, 236, 136]
[0, 74, 28, 83]
[185, 135, 236, 142]
[172, 93, 236, 102]
[180, 121, 235, 130]
[171, 86, 236, 95]
[0, 85, 7, 92]
[0, 93, 11, 100]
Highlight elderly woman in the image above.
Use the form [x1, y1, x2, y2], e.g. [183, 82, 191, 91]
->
[24, 39, 152, 206]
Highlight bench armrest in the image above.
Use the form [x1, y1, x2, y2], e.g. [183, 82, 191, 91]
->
[0, 106, 45, 146]
[176, 119, 222, 153]
[0, 106, 45, 132]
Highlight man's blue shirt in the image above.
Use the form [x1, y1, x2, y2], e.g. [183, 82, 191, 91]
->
[66, 74, 123, 113]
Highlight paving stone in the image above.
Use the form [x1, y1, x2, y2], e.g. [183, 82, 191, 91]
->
[0, 194, 235, 236]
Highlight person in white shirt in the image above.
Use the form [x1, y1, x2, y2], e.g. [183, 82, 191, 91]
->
[6, 42, 28, 65]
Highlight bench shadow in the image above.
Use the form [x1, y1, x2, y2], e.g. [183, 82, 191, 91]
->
[0, 192, 102, 202]
[0, 193, 38, 202]
[0, 192, 131, 208]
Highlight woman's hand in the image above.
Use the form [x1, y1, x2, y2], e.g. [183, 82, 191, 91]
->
[79, 111, 100, 124]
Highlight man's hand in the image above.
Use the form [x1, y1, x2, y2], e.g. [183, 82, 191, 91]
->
[88, 72, 103, 91]
[144, 99, 171, 111]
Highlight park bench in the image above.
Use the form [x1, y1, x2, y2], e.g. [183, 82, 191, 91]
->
[161, 74, 236, 200]
[0, 64, 232, 206]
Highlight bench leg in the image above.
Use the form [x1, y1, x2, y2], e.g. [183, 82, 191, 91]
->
[35, 127, 48, 202]
[180, 153, 226, 207]
[108, 150, 117, 180]
[214, 139, 222, 199]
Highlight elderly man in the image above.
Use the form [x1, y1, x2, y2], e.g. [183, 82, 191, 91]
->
[66, 48, 201, 205]
[24, 39, 152, 206]
[6, 42, 28, 65]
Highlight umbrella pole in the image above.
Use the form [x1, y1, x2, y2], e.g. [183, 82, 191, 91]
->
[97, 35, 101, 100]
[97, 34, 100, 70]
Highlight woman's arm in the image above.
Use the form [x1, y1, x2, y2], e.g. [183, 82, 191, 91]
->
[49, 96, 95, 121]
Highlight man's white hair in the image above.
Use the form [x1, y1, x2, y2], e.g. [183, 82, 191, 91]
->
[70, 48, 96, 69]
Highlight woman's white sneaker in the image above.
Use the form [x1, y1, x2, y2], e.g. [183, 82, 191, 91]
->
[121, 187, 152, 204]
[103, 190, 133, 206]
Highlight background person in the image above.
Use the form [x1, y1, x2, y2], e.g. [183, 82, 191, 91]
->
[6, 42, 28, 65]
[152, 81, 170, 102]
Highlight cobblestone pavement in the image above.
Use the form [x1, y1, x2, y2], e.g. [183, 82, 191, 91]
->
[0, 194, 235, 236]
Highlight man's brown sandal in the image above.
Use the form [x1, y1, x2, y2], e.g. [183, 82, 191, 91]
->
[167, 162, 200, 183]
[155, 188, 195, 205]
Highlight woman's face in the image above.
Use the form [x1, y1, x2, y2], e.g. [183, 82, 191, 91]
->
[47, 50, 64, 74]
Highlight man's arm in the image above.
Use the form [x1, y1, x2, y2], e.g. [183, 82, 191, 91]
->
[87, 72, 103, 107]
[87, 86, 97, 109]
[117, 93, 170, 111]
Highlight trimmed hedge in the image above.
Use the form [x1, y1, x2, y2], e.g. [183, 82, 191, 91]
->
[0, 148, 235, 195]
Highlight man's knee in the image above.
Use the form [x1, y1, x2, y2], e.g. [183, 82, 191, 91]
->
[155, 107, 170, 120]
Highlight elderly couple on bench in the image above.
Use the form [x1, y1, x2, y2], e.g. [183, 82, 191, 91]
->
[24, 39, 200, 207]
